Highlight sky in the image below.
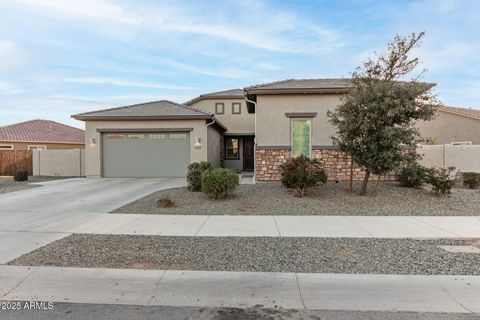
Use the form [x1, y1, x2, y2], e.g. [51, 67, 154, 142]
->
[0, 0, 479, 129]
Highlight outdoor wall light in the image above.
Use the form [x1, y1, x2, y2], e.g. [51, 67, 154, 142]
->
[89, 138, 96, 145]
[194, 137, 202, 149]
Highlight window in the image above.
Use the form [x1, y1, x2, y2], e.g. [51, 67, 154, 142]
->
[149, 134, 166, 139]
[225, 137, 239, 159]
[215, 103, 224, 114]
[291, 119, 311, 157]
[169, 133, 187, 139]
[232, 103, 241, 114]
[105, 134, 125, 140]
[127, 134, 145, 139]
[0, 145, 13, 150]
[28, 145, 47, 150]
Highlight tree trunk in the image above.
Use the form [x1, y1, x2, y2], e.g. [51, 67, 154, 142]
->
[359, 170, 370, 196]
[349, 158, 353, 193]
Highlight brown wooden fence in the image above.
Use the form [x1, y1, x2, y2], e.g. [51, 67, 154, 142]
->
[0, 150, 33, 176]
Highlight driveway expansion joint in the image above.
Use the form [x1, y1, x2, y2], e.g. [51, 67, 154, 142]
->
[295, 273, 307, 310]
[194, 215, 210, 236]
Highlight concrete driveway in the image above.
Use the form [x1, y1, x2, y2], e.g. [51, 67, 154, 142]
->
[0, 178, 186, 263]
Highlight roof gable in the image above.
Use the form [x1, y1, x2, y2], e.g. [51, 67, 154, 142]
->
[0, 119, 85, 144]
[72, 100, 213, 121]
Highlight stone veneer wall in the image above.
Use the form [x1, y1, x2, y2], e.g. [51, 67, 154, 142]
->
[255, 147, 396, 182]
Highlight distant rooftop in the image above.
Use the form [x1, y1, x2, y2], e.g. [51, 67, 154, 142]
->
[0, 119, 84, 144]
[437, 105, 480, 121]
[184, 88, 244, 106]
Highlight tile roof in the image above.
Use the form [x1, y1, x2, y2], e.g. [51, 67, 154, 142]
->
[184, 88, 244, 106]
[0, 119, 85, 144]
[245, 78, 436, 94]
[437, 105, 480, 121]
[245, 78, 351, 91]
[72, 100, 213, 120]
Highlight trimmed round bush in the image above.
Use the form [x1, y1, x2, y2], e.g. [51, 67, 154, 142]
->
[397, 162, 426, 188]
[280, 155, 327, 197]
[13, 171, 29, 182]
[186, 161, 212, 192]
[462, 172, 480, 189]
[201, 168, 239, 200]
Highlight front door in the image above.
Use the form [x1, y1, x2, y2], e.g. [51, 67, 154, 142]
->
[243, 137, 254, 171]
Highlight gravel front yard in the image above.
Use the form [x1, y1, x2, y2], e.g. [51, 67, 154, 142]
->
[9, 234, 480, 275]
[112, 182, 480, 216]
[0, 176, 76, 194]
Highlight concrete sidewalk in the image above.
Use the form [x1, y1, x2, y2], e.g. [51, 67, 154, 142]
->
[0, 178, 186, 264]
[26, 214, 480, 238]
[1, 265, 479, 313]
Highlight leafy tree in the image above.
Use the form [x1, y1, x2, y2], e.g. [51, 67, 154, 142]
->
[328, 32, 437, 195]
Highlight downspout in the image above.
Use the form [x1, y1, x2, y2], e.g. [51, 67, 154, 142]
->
[206, 118, 216, 127]
[244, 93, 257, 184]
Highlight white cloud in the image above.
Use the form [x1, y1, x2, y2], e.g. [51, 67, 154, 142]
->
[418, 42, 476, 73]
[64, 77, 193, 90]
[11, 0, 136, 24]
[0, 81, 24, 94]
[0, 40, 15, 58]
[0, 94, 100, 128]
[152, 58, 253, 79]
[6, 0, 341, 53]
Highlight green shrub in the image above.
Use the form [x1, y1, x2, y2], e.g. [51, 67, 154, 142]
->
[13, 171, 28, 182]
[186, 161, 213, 192]
[397, 162, 426, 188]
[280, 155, 327, 197]
[424, 166, 456, 196]
[157, 195, 176, 208]
[462, 172, 480, 189]
[201, 168, 239, 200]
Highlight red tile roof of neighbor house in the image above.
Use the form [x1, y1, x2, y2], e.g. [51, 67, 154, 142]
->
[0, 119, 85, 144]
[437, 105, 480, 121]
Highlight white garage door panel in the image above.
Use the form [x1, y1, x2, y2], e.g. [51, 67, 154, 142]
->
[102, 132, 189, 178]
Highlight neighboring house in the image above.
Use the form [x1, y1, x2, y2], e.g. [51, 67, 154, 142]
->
[416, 106, 480, 145]
[0, 119, 85, 150]
[75, 78, 479, 181]
[72, 100, 225, 178]
[185, 89, 255, 172]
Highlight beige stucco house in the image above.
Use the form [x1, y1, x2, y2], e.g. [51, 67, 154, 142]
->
[72, 100, 225, 178]
[185, 89, 255, 172]
[417, 106, 480, 145]
[72, 78, 479, 181]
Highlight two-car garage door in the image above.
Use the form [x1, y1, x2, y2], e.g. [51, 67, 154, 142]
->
[102, 132, 190, 178]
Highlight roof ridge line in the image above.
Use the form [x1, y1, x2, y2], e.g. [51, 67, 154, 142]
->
[245, 78, 295, 89]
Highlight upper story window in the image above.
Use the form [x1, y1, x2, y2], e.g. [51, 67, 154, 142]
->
[215, 103, 224, 114]
[232, 103, 241, 114]
[291, 119, 311, 157]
